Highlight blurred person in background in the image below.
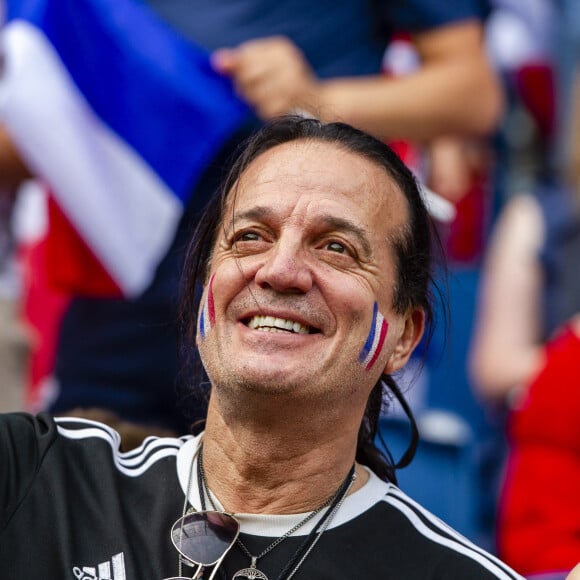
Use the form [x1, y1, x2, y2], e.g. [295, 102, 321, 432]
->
[0, 0, 502, 445]
[469, 2, 580, 575]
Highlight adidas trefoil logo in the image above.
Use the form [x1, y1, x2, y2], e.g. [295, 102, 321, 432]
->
[73, 552, 126, 580]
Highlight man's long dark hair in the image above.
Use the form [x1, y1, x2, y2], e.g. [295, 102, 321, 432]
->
[179, 115, 441, 483]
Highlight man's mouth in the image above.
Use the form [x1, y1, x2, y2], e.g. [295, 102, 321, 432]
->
[245, 315, 318, 334]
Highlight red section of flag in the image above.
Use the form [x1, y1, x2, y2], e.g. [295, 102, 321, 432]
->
[19, 236, 70, 409]
[46, 195, 122, 297]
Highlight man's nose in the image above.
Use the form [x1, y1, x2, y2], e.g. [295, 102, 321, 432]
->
[254, 238, 313, 293]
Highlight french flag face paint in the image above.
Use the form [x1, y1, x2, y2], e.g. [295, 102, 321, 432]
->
[199, 273, 216, 341]
[358, 302, 388, 371]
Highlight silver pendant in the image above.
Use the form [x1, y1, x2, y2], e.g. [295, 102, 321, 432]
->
[232, 557, 268, 580]
[232, 567, 268, 580]
[232, 568, 268, 580]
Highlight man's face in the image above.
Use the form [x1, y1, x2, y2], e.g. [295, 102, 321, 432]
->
[197, 139, 421, 406]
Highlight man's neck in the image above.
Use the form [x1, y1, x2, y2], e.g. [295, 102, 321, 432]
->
[200, 393, 368, 514]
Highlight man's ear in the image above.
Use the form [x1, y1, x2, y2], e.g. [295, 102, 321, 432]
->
[383, 308, 425, 374]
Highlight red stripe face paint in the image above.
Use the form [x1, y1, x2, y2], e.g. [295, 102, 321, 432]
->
[199, 273, 216, 340]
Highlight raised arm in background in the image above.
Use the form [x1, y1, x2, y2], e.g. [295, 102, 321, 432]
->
[469, 193, 547, 403]
[212, 20, 503, 142]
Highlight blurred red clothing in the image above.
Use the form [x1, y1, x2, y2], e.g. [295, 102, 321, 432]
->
[498, 325, 580, 575]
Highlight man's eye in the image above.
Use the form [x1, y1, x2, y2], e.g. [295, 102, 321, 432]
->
[326, 241, 347, 253]
[235, 231, 261, 242]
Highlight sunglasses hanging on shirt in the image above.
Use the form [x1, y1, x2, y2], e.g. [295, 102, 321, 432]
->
[164, 510, 240, 580]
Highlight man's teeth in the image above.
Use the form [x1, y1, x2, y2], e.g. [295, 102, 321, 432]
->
[247, 315, 309, 334]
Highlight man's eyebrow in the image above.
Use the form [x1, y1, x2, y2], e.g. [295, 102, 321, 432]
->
[230, 206, 273, 224]
[225, 206, 273, 234]
[319, 216, 373, 257]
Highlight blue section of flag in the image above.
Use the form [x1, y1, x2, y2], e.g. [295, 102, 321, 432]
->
[6, 0, 251, 202]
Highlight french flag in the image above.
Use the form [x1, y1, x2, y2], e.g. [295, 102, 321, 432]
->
[359, 302, 388, 371]
[198, 273, 215, 340]
[0, 0, 250, 297]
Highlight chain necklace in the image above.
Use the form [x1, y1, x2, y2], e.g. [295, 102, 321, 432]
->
[197, 444, 356, 580]
[177, 442, 202, 579]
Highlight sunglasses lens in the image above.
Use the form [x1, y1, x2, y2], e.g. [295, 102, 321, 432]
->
[171, 511, 240, 566]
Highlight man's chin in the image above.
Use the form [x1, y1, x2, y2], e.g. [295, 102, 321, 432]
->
[214, 367, 310, 398]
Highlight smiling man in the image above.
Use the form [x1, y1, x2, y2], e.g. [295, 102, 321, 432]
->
[0, 117, 530, 579]
[174, 116, 525, 580]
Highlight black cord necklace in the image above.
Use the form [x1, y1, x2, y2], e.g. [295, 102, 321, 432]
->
[197, 445, 356, 580]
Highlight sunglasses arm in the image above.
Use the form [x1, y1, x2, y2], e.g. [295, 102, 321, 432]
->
[207, 552, 229, 580]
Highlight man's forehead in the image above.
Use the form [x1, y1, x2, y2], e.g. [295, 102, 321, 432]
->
[237, 139, 384, 185]
[224, 140, 407, 220]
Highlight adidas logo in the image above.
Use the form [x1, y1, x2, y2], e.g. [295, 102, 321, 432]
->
[72, 552, 126, 580]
